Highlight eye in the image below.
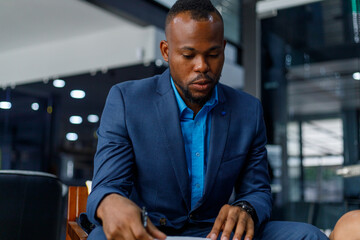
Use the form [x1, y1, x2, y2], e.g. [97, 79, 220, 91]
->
[183, 54, 194, 59]
[209, 54, 219, 58]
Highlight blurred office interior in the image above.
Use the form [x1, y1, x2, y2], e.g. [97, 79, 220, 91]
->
[0, 0, 359, 236]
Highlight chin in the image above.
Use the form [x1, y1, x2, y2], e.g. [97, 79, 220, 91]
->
[190, 94, 212, 105]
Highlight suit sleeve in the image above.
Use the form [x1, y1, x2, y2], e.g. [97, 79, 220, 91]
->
[231, 99, 272, 229]
[86, 85, 134, 225]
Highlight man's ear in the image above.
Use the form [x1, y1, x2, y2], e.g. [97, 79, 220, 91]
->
[160, 40, 169, 62]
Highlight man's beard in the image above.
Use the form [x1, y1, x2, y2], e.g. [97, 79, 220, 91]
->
[174, 73, 220, 106]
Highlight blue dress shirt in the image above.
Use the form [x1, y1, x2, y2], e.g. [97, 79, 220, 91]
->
[171, 78, 218, 209]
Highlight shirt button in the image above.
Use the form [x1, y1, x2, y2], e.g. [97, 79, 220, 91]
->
[195, 183, 200, 188]
[195, 152, 200, 157]
[189, 214, 193, 219]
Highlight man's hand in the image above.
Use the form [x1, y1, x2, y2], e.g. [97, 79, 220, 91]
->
[207, 204, 254, 240]
[97, 194, 167, 240]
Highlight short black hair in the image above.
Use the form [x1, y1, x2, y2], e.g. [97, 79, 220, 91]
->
[166, 0, 223, 26]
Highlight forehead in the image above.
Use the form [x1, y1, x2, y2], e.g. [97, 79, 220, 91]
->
[166, 12, 224, 46]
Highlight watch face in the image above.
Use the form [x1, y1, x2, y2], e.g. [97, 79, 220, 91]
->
[242, 204, 251, 212]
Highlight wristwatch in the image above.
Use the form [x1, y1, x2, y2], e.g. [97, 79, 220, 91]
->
[235, 201, 258, 224]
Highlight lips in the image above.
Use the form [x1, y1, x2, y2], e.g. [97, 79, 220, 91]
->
[192, 79, 211, 84]
[190, 80, 212, 91]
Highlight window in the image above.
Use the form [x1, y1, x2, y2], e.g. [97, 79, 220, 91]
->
[287, 119, 344, 202]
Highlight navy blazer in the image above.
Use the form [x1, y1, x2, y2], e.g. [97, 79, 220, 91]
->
[87, 68, 272, 230]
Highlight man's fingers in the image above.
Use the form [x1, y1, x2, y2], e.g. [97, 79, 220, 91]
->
[233, 211, 254, 240]
[220, 210, 240, 240]
[122, 229, 137, 240]
[208, 205, 255, 240]
[243, 218, 255, 240]
[105, 225, 135, 240]
[207, 207, 228, 240]
[132, 223, 153, 240]
[206, 232, 219, 240]
[232, 220, 245, 240]
[147, 219, 167, 240]
[232, 212, 248, 240]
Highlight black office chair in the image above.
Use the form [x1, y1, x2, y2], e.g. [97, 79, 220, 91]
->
[0, 170, 65, 240]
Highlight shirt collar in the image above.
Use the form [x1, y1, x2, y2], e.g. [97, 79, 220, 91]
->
[170, 77, 218, 115]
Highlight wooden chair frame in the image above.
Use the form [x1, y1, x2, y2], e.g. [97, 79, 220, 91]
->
[66, 186, 89, 240]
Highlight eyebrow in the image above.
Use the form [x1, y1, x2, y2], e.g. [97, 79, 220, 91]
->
[180, 46, 222, 52]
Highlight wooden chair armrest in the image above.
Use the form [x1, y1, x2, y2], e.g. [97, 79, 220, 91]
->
[67, 221, 88, 240]
[66, 186, 89, 240]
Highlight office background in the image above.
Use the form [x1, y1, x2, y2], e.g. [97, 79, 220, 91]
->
[0, 0, 359, 236]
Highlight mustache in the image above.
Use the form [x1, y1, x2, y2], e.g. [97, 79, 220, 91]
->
[190, 74, 215, 83]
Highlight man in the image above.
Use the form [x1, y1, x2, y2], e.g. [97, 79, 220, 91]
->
[86, 1, 328, 240]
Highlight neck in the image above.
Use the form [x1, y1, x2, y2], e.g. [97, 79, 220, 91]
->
[185, 101, 202, 117]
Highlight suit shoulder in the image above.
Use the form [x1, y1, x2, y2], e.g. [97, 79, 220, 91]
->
[111, 73, 162, 97]
[114, 74, 160, 90]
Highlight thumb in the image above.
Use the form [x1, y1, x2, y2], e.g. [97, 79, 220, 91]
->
[147, 219, 167, 240]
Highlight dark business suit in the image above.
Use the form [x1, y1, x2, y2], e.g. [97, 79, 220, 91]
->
[86, 69, 327, 239]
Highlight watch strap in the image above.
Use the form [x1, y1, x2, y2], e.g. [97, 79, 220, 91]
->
[234, 201, 258, 224]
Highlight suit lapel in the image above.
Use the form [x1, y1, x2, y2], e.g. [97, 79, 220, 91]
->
[154, 69, 191, 210]
[202, 85, 231, 201]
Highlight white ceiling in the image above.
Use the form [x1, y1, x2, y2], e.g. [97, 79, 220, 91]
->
[0, 0, 167, 86]
[0, 0, 135, 53]
[0, 0, 244, 89]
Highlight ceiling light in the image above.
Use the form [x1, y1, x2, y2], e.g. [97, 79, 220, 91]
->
[31, 102, 39, 111]
[70, 90, 86, 99]
[0, 101, 12, 110]
[69, 116, 83, 124]
[353, 72, 360, 80]
[87, 114, 99, 123]
[66, 132, 78, 141]
[53, 79, 66, 88]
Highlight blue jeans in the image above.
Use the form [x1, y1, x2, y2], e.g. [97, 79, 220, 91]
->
[88, 221, 329, 240]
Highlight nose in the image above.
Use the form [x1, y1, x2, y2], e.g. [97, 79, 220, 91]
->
[193, 56, 209, 73]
